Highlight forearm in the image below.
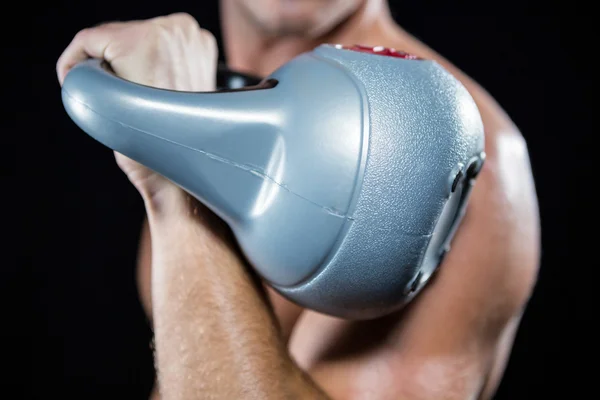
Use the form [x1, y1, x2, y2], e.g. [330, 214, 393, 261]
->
[145, 194, 328, 399]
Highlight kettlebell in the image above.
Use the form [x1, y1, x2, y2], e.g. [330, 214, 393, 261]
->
[61, 44, 485, 319]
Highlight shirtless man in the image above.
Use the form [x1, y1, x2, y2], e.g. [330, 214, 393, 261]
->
[56, 1, 541, 398]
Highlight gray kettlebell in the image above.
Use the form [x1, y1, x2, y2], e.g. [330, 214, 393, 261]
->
[61, 43, 485, 319]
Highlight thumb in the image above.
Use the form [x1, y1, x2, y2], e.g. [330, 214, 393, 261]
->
[56, 22, 125, 85]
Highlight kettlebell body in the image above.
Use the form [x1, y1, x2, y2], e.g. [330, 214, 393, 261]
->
[62, 44, 485, 319]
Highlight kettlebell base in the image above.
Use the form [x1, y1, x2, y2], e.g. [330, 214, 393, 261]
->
[273, 152, 485, 320]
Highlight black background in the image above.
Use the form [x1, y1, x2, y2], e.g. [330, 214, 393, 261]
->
[5, 2, 593, 399]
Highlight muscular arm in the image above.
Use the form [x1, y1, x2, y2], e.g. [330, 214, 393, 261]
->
[139, 31, 540, 400]
[143, 193, 328, 399]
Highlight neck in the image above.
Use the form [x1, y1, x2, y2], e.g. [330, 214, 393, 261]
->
[220, 0, 398, 77]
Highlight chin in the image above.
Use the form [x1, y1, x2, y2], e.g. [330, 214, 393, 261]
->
[239, 0, 364, 37]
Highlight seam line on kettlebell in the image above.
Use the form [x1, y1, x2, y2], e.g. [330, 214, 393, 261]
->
[64, 89, 354, 221]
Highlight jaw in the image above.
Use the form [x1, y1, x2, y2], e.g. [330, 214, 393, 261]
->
[235, 0, 365, 38]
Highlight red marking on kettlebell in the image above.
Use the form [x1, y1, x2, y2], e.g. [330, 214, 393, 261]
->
[337, 44, 422, 60]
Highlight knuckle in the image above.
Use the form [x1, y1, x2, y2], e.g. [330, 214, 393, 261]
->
[73, 27, 91, 41]
[200, 29, 217, 50]
[169, 12, 198, 28]
[149, 14, 193, 39]
[173, 13, 202, 40]
[73, 22, 112, 40]
[147, 20, 173, 42]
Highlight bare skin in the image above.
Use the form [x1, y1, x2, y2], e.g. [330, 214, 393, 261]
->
[57, 2, 540, 399]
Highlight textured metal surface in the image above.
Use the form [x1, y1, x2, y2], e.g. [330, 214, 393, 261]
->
[274, 46, 485, 318]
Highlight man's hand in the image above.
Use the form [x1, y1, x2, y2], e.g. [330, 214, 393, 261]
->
[57, 12, 218, 207]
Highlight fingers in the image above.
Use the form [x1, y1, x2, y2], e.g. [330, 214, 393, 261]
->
[56, 22, 123, 85]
